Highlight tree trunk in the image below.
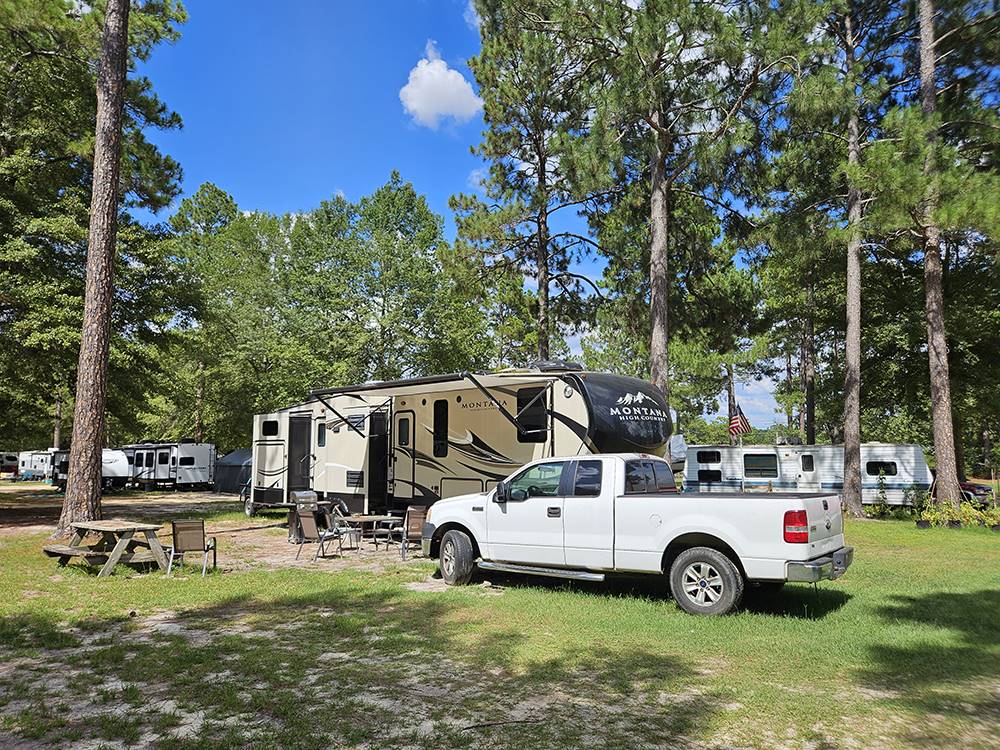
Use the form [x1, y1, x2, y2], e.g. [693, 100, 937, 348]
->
[536, 157, 550, 361]
[648, 121, 671, 406]
[726, 362, 737, 446]
[917, 0, 961, 507]
[802, 306, 816, 445]
[785, 351, 794, 430]
[56, 0, 131, 537]
[52, 390, 63, 450]
[194, 359, 205, 443]
[841, 10, 865, 518]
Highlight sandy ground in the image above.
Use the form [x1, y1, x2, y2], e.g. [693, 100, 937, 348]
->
[0, 481, 420, 572]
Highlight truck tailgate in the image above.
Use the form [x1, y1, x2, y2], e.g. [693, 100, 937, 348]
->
[800, 494, 844, 558]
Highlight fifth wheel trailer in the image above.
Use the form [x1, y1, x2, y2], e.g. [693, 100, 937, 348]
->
[249, 364, 674, 516]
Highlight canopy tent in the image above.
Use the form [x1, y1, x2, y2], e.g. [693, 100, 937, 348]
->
[214, 449, 251, 494]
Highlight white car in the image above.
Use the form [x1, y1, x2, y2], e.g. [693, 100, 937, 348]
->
[422, 453, 853, 615]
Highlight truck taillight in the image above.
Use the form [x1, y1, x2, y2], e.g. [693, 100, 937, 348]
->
[783, 510, 809, 543]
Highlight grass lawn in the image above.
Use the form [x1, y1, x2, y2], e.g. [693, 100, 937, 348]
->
[0, 516, 997, 749]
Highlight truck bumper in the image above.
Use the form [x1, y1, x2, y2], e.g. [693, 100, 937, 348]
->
[421, 522, 436, 558]
[786, 546, 854, 582]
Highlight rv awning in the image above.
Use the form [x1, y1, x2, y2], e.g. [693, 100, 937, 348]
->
[309, 371, 563, 399]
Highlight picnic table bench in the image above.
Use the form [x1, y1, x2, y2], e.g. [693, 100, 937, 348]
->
[43, 520, 169, 577]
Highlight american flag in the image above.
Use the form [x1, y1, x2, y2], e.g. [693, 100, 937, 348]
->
[729, 405, 752, 437]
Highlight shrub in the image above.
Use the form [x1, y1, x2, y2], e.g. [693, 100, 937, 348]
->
[958, 502, 985, 527]
[982, 506, 1000, 527]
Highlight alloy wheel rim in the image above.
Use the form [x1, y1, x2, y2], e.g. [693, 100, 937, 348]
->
[682, 561, 724, 605]
[442, 540, 455, 576]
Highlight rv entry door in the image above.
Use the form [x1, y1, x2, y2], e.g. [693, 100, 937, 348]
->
[288, 415, 312, 491]
[797, 451, 820, 492]
[392, 410, 415, 501]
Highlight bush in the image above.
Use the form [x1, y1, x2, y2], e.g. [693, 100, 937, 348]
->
[920, 503, 963, 526]
[983, 505, 1000, 527]
[958, 502, 985, 527]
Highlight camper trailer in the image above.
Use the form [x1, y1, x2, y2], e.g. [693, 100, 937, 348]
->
[683, 442, 932, 505]
[17, 449, 55, 481]
[249, 365, 673, 516]
[1, 452, 18, 477]
[123, 441, 216, 489]
[51, 449, 130, 492]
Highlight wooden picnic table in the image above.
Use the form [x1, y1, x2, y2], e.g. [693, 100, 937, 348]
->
[43, 519, 169, 577]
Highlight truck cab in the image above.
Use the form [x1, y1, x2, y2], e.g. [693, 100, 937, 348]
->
[423, 454, 853, 615]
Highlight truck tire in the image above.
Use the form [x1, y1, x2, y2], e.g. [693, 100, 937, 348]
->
[669, 547, 744, 616]
[440, 529, 474, 586]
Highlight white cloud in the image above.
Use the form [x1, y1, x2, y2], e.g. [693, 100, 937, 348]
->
[399, 40, 483, 129]
[467, 167, 488, 192]
[463, 0, 480, 31]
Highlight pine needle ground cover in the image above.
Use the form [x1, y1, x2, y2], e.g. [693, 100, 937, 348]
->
[0, 517, 996, 749]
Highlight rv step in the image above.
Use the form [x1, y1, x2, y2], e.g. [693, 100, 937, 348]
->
[476, 561, 605, 582]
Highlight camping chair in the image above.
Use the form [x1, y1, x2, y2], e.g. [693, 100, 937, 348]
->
[296, 507, 352, 561]
[399, 505, 427, 561]
[167, 520, 217, 577]
[372, 514, 402, 551]
[324, 504, 362, 552]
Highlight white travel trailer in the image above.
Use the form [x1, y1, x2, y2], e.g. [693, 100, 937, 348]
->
[249, 365, 674, 516]
[683, 442, 933, 505]
[123, 441, 216, 489]
[1, 452, 18, 476]
[17, 449, 55, 481]
[51, 449, 130, 492]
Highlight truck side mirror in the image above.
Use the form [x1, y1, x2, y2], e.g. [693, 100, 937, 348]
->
[494, 482, 509, 503]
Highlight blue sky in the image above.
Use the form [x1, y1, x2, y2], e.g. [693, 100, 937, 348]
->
[136, 0, 781, 427]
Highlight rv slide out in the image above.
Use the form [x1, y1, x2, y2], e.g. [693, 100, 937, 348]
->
[51, 449, 130, 492]
[249, 365, 674, 516]
[684, 443, 932, 505]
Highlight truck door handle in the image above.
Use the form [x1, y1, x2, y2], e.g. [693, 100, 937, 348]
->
[547, 507, 561, 518]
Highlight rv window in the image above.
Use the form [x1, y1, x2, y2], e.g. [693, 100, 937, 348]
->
[347, 415, 366, 431]
[624, 460, 655, 494]
[744, 454, 778, 478]
[171, 456, 176, 466]
[572, 460, 602, 497]
[516, 387, 547, 444]
[698, 469, 723, 483]
[126, 455, 133, 465]
[433, 399, 448, 457]
[652, 461, 676, 491]
[262, 420, 279, 437]
[866, 460, 897, 476]
[317, 423, 326, 448]
[179, 456, 195, 466]
[158, 453, 169, 465]
[508, 461, 565, 498]
[696, 450, 721, 464]
[398, 418, 410, 447]
[801, 454, 815, 472]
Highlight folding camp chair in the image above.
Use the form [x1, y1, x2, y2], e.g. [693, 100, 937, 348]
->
[399, 506, 427, 561]
[167, 519, 217, 577]
[324, 504, 362, 552]
[296, 507, 353, 561]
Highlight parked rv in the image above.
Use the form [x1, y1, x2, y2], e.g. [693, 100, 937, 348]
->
[122, 441, 216, 489]
[249, 363, 673, 516]
[1, 452, 18, 477]
[683, 443, 932, 505]
[17, 449, 55, 481]
[51, 449, 130, 492]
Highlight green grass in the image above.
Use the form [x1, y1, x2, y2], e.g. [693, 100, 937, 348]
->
[0, 520, 997, 748]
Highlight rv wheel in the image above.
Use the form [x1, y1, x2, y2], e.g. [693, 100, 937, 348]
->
[439, 530, 474, 586]
[244, 496, 256, 517]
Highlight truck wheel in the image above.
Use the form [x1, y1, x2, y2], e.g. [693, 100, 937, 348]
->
[440, 530, 474, 586]
[669, 547, 744, 616]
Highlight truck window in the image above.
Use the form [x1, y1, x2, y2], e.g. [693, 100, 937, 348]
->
[744, 454, 777, 478]
[624, 460, 654, 494]
[801, 454, 814, 472]
[652, 461, 675, 491]
[516, 387, 547, 443]
[509, 461, 565, 498]
[866, 460, 897, 476]
[433, 399, 448, 457]
[572, 460, 602, 497]
[696, 450, 721, 463]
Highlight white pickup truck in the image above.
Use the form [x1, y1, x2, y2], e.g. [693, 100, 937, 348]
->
[422, 453, 853, 615]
